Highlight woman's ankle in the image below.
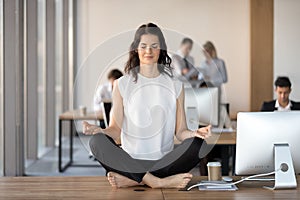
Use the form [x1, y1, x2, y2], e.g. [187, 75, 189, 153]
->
[142, 172, 162, 188]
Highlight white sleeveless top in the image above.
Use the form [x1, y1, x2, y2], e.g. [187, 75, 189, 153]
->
[118, 73, 182, 160]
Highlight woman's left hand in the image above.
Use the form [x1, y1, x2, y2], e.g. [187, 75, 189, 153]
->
[194, 125, 211, 139]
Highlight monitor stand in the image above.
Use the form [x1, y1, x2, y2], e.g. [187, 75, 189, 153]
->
[265, 143, 297, 190]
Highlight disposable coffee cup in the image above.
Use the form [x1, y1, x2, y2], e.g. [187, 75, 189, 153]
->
[207, 162, 222, 181]
[79, 106, 87, 116]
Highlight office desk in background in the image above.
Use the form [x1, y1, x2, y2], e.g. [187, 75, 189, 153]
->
[174, 131, 236, 145]
[175, 131, 237, 175]
[58, 110, 103, 172]
[206, 131, 236, 145]
[59, 110, 237, 173]
[207, 131, 236, 175]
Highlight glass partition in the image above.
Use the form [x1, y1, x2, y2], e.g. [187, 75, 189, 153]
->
[37, 0, 47, 157]
[0, 0, 4, 176]
[55, 0, 63, 146]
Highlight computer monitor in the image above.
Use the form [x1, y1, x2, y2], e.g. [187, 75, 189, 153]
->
[236, 112, 300, 189]
[184, 87, 219, 128]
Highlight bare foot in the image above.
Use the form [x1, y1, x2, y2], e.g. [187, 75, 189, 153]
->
[143, 172, 193, 189]
[107, 172, 141, 188]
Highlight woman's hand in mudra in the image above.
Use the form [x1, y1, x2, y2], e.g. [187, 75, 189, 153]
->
[82, 121, 103, 135]
[194, 125, 211, 139]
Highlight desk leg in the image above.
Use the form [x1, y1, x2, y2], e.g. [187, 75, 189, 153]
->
[70, 120, 74, 163]
[58, 119, 73, 173]
[58, 119, 62, 172]
[231, 145, 236, 176]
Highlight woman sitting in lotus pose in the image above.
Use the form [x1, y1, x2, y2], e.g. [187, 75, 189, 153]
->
[83, 23, 211, 189]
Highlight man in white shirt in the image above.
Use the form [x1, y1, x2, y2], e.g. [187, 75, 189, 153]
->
[93, 69, 123, 112]
[261, 76, 300, 111]
[90, 69, 123, 160]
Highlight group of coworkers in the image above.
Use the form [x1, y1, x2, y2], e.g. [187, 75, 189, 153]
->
[93, 37, 228, 113]
[83, 23, 300, 190]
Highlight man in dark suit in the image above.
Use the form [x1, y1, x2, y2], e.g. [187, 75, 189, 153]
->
[261, 76, 300, 111]
[172, 38, 198, 80]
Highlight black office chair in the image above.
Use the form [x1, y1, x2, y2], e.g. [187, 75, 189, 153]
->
[101, 102, 112, 128]
[100, 102, 121, 145]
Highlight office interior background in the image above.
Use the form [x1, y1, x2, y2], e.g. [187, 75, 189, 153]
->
[0, 0, 300, 176]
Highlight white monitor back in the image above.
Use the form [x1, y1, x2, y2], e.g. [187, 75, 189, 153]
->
[184, 87, 219, 127]
[236, 111, 300, 175]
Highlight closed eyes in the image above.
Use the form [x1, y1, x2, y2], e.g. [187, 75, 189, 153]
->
[139, 43, 160, 49]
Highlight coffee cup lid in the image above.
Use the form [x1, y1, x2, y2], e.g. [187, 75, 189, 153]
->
[207, 162, 221, 167]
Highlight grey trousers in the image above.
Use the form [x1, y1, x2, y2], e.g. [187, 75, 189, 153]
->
[89, 133, 206, 183]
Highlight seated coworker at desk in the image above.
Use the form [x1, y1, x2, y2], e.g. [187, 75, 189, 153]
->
[93, 69, 123, 112]
[82, 23, 211, 189]
[261, 76, 300, 111]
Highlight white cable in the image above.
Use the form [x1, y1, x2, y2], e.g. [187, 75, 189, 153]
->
[187, 169, 280, 191]
[242, 178, 275, 181]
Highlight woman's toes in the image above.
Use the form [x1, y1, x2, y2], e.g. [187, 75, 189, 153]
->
[106, 172, 139, 188]
[107, 172, 117, 187]
[110, 181, 117, 187]
[107, 172, 113, 177]
[179, 177, 191, 188]
[183, 173, 193, 178]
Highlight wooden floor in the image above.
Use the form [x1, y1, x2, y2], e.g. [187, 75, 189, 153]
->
[0, 176, 299, 199]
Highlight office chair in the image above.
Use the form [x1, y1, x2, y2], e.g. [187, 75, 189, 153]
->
[101, 102, 112, 128]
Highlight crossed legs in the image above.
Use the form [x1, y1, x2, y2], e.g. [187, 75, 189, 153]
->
[89, 133, 205, 188]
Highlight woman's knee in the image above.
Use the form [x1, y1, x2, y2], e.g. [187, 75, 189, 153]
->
[182, 136, 203, 146]
[192, 137, 204, 146]
[187, 137, 205, 154]
[89, 133, 106, 150]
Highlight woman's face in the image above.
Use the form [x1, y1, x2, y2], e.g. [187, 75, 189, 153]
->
[203, 49, 212, 60]
[137, 34, 160, 66]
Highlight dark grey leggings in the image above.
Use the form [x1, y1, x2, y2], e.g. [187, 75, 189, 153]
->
[89, 133, 206, 183]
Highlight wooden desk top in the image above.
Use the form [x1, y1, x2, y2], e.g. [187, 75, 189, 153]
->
[165, 176, 300, 200]
[0, 176, 299, 199]
[174, 131, 236, 145]
[206, 131, 236, 145]
[59, 110, 103, 120]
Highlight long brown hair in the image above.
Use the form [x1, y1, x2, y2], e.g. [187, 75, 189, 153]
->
[124, 23, 173, 82]
[203, 41, 217, 58]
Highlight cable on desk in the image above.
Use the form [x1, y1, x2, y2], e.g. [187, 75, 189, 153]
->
[187, 168, 280, 191]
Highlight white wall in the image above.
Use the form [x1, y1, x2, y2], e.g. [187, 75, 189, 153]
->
[274, 0, 300, 101]
[76, 0, 250, 117]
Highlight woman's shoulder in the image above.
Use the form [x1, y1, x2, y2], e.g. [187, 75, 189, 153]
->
[161, 75, 182, 97]
[161, 73, 180, 82]
[117, 74, 132, 96]
[173, 77, 183, 98]
[172, 76, 183, 86]
[214, 58, 225, 65]
[118, 74, 132, 85]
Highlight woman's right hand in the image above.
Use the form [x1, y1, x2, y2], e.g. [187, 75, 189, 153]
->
[82, 121, 103, 135]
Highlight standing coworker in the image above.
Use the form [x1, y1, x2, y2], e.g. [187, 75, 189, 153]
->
[200, 41, 230, 128]
[200, 41, 227, 87]
[172, 38, 198, 81]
